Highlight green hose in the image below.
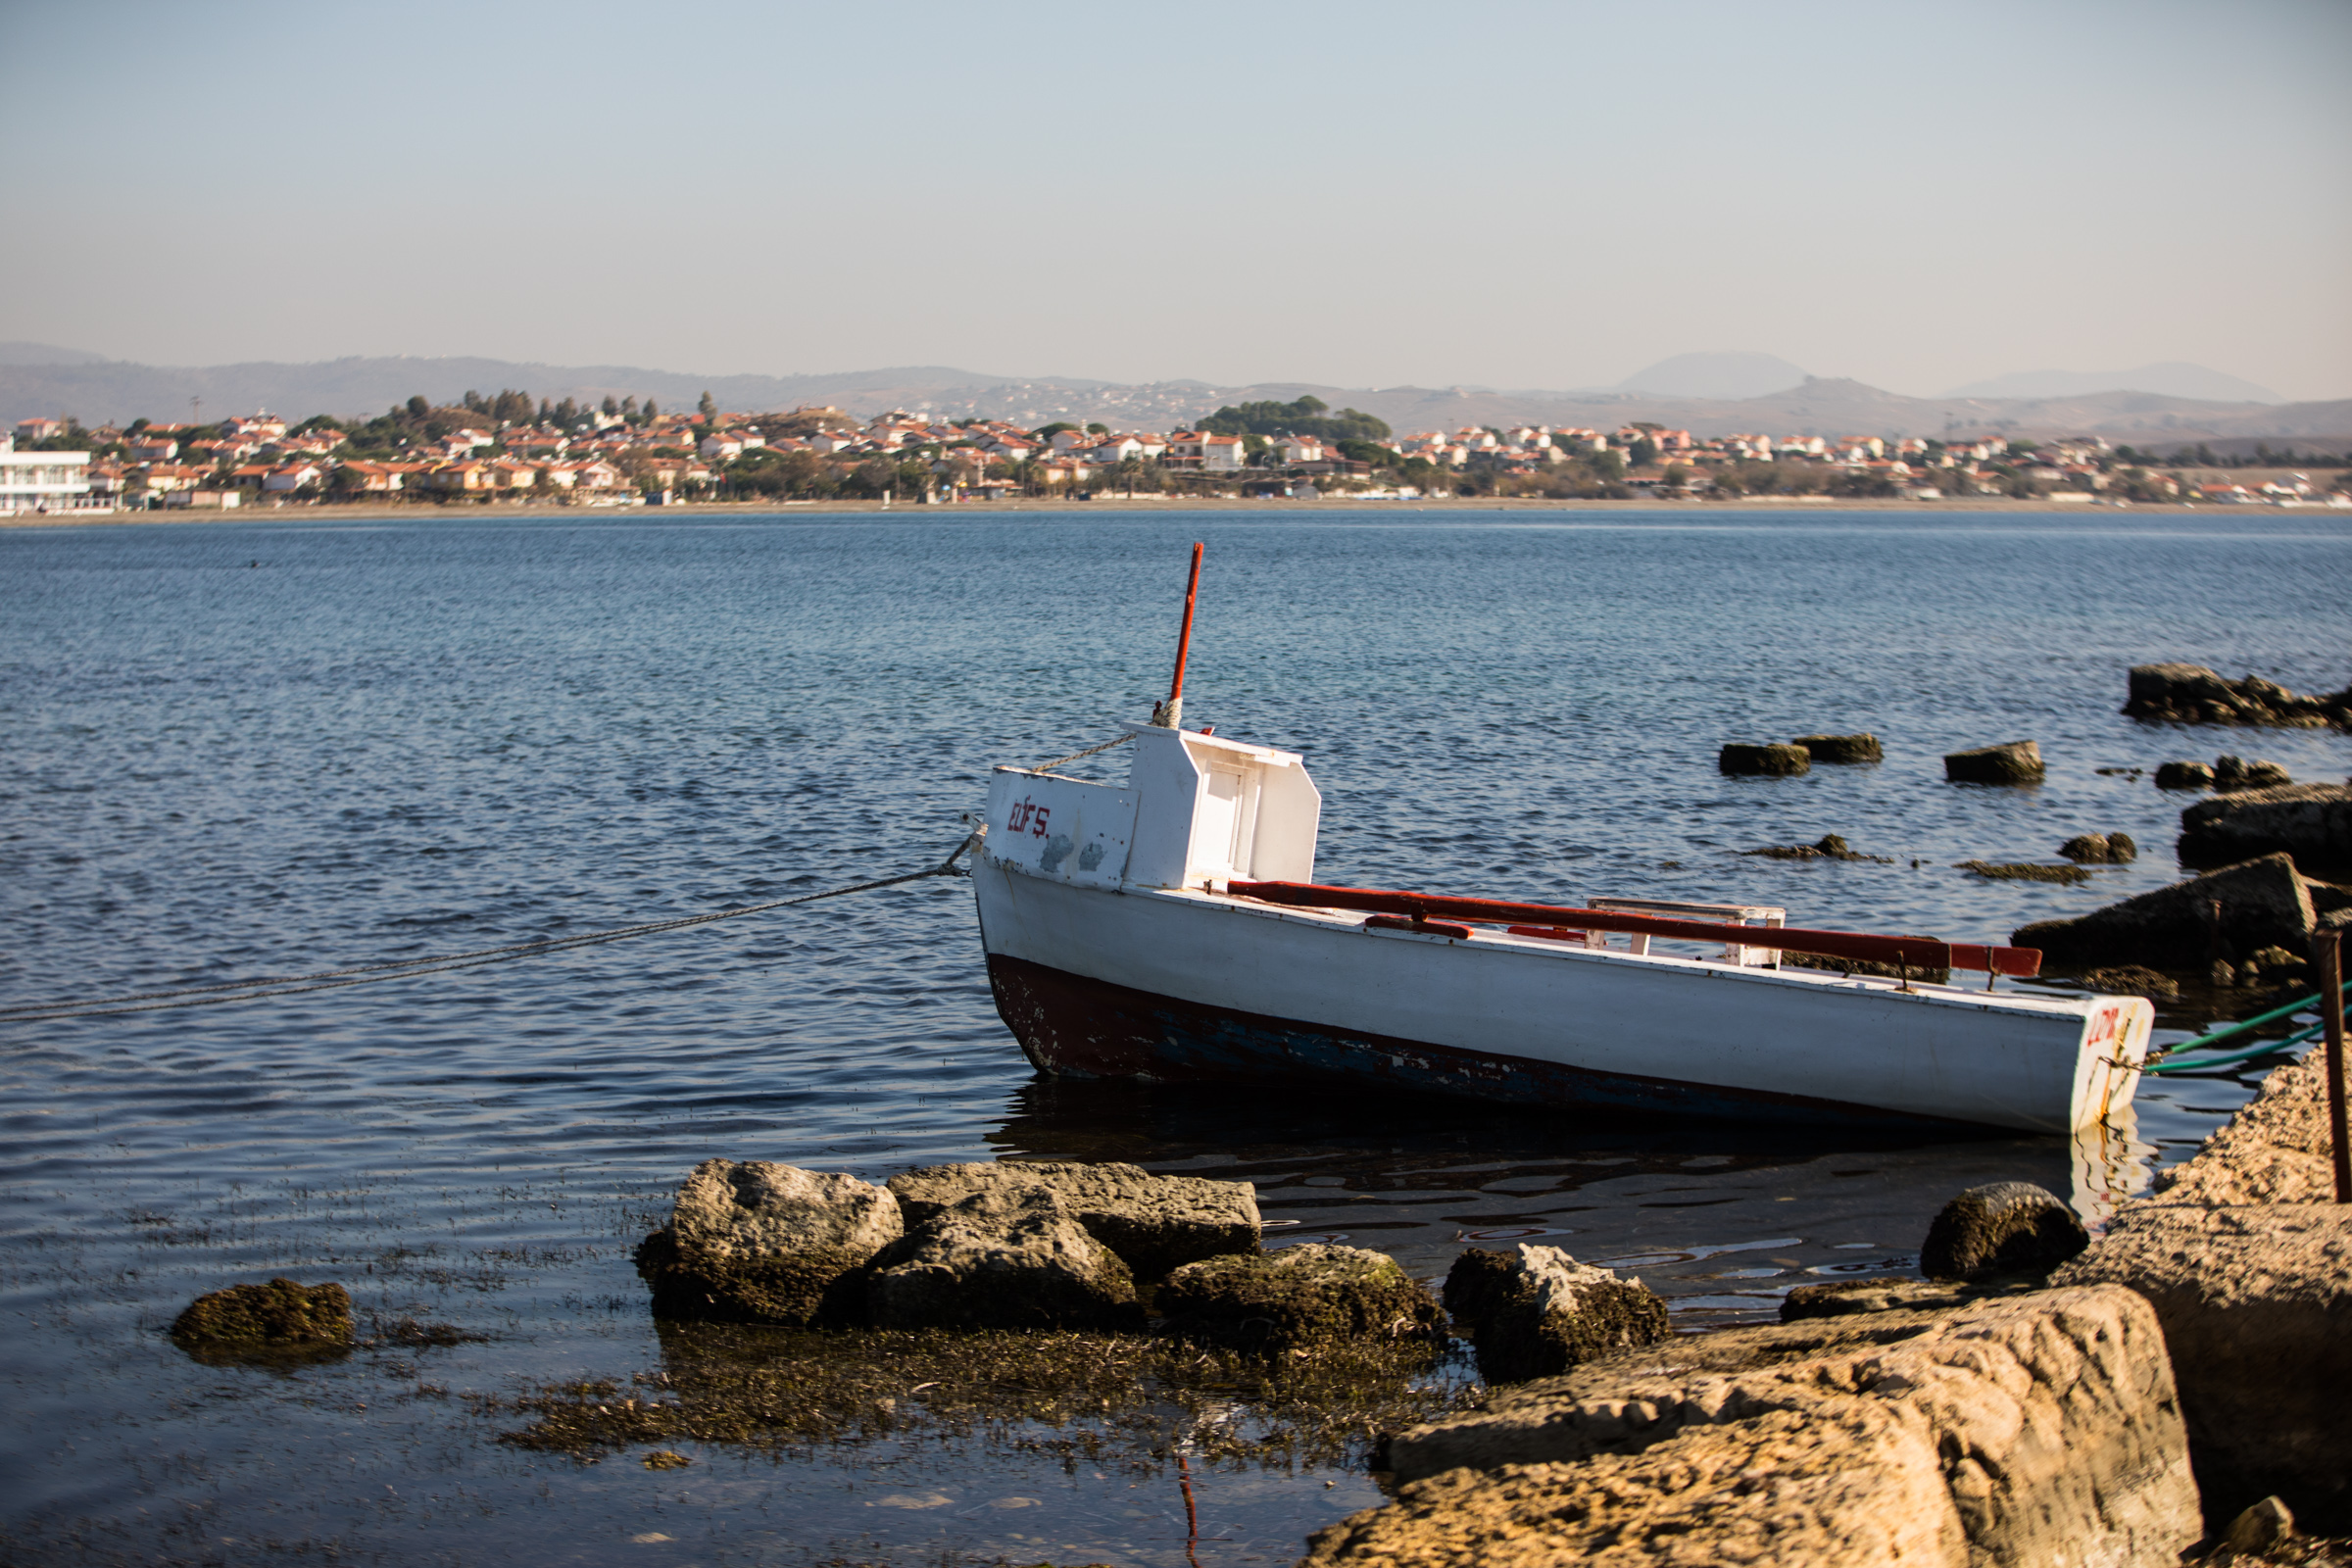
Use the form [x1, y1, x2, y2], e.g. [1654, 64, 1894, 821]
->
[2141, 979, 2350, 1076]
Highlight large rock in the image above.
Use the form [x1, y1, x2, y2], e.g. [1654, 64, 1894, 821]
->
[865, 1185, 1141, 1332]
[1442, 1245, 1668, 1385]
[889, 1159, 1258, 1281]
[2055, 1047, 2352, 1532]
[2180, 783, 2352, 874]
[1945, 739, 2045, 785]
[1155, 1244, 1444, 1355]
[634, 1159, 902, 1326]
[2056, 1201, 2352, 1533]
[1338, 1287, 2198, 1567]
[2014, 852, 2317, 970]
[2124, 662, 2352, 729]
[1919, 1181, 2088, 1282]
[2143, 1045, 2345, 1210]
[1791, 732, 1883, 764]
[1718, 742, 1809, 777]
[1327, 1407, 1964, 1567]
[172, 1278, 353, 1351]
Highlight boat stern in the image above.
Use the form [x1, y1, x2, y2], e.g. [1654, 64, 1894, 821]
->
[2071, 994, 2155, 1129]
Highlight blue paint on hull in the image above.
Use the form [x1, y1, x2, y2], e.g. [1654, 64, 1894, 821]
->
[987, 953, 1984, 1131]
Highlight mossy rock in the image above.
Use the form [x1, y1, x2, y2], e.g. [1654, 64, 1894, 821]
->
[1957, 859, 2092, 884]
[1157, 1245, 1445, 1357]
[1945, 740, 2045, 785]
[634, 1229, 872, 1327]
[1440, 1246, 1522, 1331]
[865, 1188, 1143, 1333]
[1784, 951, 1952, 985]
[1743, 834, 1892, 862]
[2214, 756, 2292, 791]
[1920, 1182, 2087, 1283]
[1719, 742, 1810, 777]
[1791, 733, 1883, 764]
[1443, 1246, 1668, 1385]
[2078, 964, 2180, 1001]
[2059, 832, 2137, 864]
[889, 1160, 1260, 1283]
[171, 1278, 353, 1356]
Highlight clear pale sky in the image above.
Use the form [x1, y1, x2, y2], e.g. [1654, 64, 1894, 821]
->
[4, 0, 2346, 400]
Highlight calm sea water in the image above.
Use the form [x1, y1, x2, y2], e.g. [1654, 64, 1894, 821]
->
[4, 508, 2348, 1566]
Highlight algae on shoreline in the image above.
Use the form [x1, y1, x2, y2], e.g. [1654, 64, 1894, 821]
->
[487, 1322, 1479, 1475]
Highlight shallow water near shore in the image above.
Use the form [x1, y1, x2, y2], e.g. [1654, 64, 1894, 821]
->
[4, 507, 2349, 1566]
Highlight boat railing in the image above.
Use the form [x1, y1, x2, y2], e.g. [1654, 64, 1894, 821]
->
[1225, 879, 2041, 979]
[1589, 897, 1786, 966]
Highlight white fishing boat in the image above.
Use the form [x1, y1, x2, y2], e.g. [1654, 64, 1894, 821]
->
[972, 548, 2151, 1134]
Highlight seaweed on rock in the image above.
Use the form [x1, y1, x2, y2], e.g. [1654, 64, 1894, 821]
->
[487, 1322, 1479, 1474]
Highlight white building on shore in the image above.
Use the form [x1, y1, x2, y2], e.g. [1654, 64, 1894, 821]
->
[0, 435, 105, 514]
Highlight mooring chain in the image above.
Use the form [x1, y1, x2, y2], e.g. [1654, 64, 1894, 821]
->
[0, 830, 983, 1024]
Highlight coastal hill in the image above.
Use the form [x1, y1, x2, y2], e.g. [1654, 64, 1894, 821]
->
[2, 351, 2344, 454]
[1944, 363, 2284, 404]
[1615, 352, 1809, 400]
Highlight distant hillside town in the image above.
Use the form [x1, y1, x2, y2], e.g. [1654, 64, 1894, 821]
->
[4, 388, 2347, 514]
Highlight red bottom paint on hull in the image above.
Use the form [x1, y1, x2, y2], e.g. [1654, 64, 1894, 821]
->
[985, 953, 1990, 1132]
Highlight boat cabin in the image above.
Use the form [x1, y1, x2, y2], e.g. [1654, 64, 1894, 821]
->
[984, 722, 1320, 891]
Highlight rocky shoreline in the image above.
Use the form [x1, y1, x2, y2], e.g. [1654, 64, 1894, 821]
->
[153, 1033, 2352, 1567]
[1300, 1042, 2351, 1567]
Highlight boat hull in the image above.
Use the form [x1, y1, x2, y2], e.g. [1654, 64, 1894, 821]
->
[973, 862, 2148, 1134]
[989, 952, 1990, 1130]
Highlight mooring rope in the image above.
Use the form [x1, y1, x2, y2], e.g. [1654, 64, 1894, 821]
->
[0, 830, 983, 1024]
[1030, 730, 1136, 775]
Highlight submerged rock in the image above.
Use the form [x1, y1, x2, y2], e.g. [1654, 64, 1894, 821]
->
[635, 1159, 902, 1327]
[1718, 742, 1810, 777]
[1919, 1181, 2088, 1282]
[1957, 858, 2092, 884]
[889, 1160, 1258, 1282]
[172, 1278, 353, 1351]
[2180, 783, 2352, 873]
[1790, 732, 1883, 764]
[866, 1186, 1141, 1332]
[1443, 1245, 1668, 1384]
[1156, 1244, 1444, 1356]
[2015, 852, 2318, 970]
[1742, 833, 1891, 862]
[2059, 831, 2138, 863]
[2215, 756, 2295, 792]
[2078, 963, 2181, 1000]
[1780, 950, 1951, 984]
[2124, 662, 2352, 729]
[1340, 1286, 2197, 1567]
[1944, 739, 2045, 785]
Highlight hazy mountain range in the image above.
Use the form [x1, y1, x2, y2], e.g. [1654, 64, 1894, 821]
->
[2, 347, 2341, 454]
